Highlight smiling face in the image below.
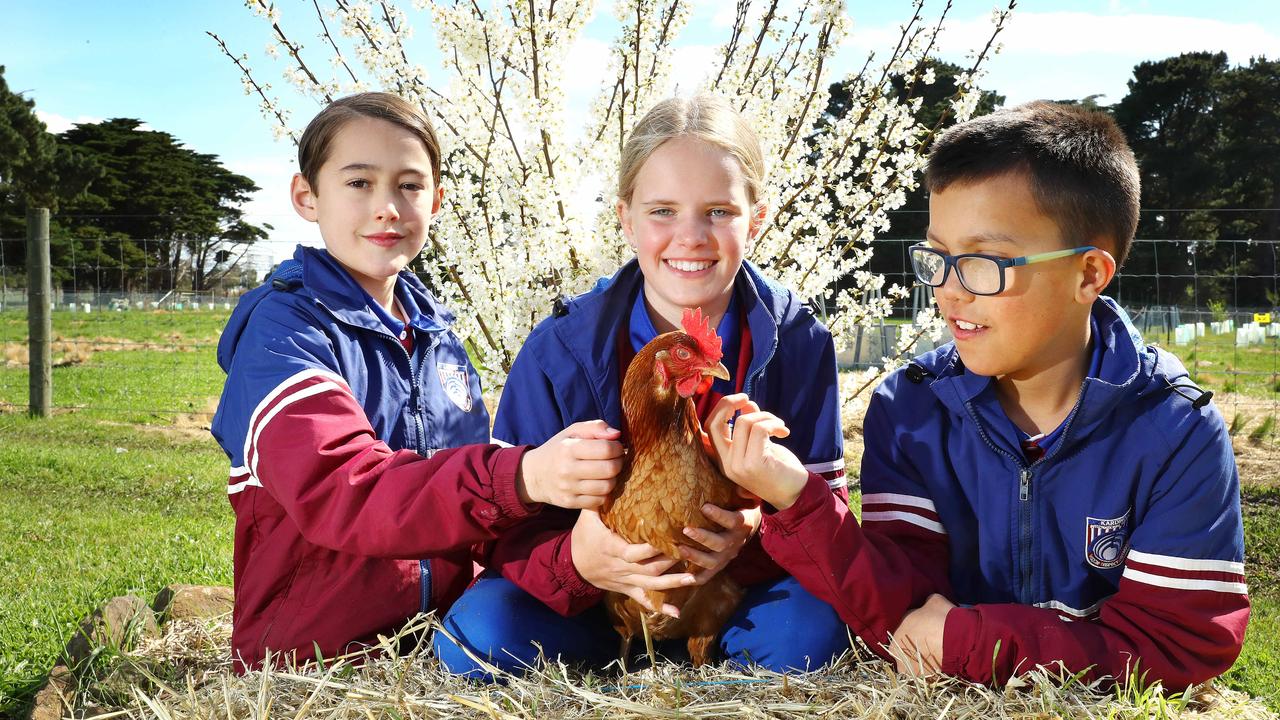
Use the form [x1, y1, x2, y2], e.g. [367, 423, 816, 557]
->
[617, 136, 763, 332]
[291, 115, 443, 303]
[927, 171, 1108, 383]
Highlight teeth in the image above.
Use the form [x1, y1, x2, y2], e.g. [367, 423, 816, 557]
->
[667, 259, 714, 272]
[955, 319, 985, 331]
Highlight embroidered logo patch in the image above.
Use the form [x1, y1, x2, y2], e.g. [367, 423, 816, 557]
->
[1085, 512, 1131, 569]
[437, 363, 473, 412]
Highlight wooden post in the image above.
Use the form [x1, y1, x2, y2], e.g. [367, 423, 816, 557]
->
[27, 207, 51, 418]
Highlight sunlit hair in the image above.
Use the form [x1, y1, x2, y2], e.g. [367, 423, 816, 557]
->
[925, 101, 1141, 266]
[618, 93, 766, 205]
[297, 92, 442, 193]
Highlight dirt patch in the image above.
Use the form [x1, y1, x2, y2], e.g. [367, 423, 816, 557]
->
[1, 334, 205, 368]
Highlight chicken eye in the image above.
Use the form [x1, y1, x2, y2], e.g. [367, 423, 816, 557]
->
[675, 347, 690, 360]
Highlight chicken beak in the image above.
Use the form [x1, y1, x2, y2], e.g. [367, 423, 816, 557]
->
[702, 361, 730, 381]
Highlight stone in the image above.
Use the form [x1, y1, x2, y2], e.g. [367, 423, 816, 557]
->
[152, 584, 234, 621]
[63, 595, 159, 668]
[26, 665, 72, 720]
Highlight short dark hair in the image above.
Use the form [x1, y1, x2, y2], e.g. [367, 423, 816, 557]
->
[925, 101, 1140, 266]
[297, 92, 442, 193]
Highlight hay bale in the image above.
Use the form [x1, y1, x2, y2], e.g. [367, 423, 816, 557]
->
[57, 614, 1275, 720]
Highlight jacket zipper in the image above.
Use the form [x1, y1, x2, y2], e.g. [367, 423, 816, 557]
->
[313, 298, 438, 611]
[962, 382, 1089, 606]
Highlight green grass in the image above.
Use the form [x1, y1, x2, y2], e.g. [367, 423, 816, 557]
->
[0, 308, 231, 345]
[1157, 328, 1280, 400]
[0, 415, 232, 715]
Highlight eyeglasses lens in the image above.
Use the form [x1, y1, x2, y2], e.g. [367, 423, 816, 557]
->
[955, 256, 1002, 294]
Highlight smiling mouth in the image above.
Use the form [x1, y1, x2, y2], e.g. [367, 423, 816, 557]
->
[954, 319, 987, 331]
[665, 259, 716, 272]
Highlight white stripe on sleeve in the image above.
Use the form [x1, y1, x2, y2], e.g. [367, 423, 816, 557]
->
[1122, 567, 1248, 594]
[862, 493, 938, 512]
[803, 458, 845, 474]
[1126, 549, 1245, 575]
[861, 510, 946, 534]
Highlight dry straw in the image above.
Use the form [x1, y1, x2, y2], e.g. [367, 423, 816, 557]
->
[64, 613, 1273, 719]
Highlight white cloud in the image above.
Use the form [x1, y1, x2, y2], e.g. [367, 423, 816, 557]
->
[35, 110, 103, 134]
[846, 11, 1277, 59]
[839, 11, 1279, 105]
[932, 12, 1276, 60]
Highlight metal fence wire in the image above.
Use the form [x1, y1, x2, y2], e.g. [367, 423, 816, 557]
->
[1, 227, 1277, 446]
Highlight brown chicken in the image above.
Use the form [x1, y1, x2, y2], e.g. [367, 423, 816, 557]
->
[598, 307, 752, 666]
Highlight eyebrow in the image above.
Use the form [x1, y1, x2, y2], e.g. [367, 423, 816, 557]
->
[925, 230, 1017, 248]
[639, 198, 740, 207]
[338, 163, 427, 176]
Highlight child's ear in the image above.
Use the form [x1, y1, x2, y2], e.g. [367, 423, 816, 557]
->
[615, 199, 634, 243]
[748, 202, 769, 240]
[1076, 245, 1117, 304]
[431, 185, 444, 219]
[290, 173, 319, 222]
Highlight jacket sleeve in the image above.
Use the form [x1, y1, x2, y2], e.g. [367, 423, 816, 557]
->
[218, 304, 537, 558]
[942, 406, 1249, 689]
[730, 317, 849, 587]
[760, 386, 953, 660]
[488, 339, 604, 614]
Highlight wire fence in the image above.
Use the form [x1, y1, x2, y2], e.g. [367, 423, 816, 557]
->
[1, 228, 1277, 446]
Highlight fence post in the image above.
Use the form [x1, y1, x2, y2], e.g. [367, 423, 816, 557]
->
[27, 207, 51, 418]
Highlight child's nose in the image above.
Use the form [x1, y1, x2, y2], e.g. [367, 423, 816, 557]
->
[673, 216, 711, 247]
[934, 265, 973, 303]
[374, 200, 400, 223]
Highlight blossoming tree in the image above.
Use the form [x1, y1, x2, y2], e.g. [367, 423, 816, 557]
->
[213, 0, 1012, 412]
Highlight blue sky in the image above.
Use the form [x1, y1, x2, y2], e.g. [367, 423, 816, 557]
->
[2, 1, 1277, 261]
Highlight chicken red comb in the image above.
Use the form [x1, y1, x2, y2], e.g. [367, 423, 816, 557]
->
[681, 307, 723, 363]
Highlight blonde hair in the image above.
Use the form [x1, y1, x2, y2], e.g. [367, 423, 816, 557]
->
[617, 94, 766, 205]
[298, 92, 442, 192]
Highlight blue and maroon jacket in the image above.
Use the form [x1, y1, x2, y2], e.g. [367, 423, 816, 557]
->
[487, 259, 846, 615]
[211, 245, 534, 670]
[762, 297, 1249, 688]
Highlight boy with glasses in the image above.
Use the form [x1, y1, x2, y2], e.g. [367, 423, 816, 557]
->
[706, 101, 1248, 689]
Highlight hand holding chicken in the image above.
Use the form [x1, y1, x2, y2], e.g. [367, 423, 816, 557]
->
[705, 394, 810, 511]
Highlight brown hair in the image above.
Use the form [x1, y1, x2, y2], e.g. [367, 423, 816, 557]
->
[925, 101, 1140, 266]
[297, 92, 442, 192]
[617, 93, 766, 205]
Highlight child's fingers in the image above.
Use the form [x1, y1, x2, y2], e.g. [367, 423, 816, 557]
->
[568, 478, 614, 497]
[744, 416, 790, 460]
[698, 503, 745, 531]
[618, 541, 665, 564]
[571, 438, 625, 460]
[676, 544, 720, 571]
[572, 458, 623, 481]
[681, 525, 731, 553]
[563, 419, 622, 440]
[631, 570, 697, 591]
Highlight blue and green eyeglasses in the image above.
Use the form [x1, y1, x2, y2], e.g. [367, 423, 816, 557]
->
[908, 243, 1097, 296]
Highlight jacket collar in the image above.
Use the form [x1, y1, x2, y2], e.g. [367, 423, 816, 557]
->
[551, 259, 790, 418]
[923, 297, 1152, 457]
[295, 246, 451, 335]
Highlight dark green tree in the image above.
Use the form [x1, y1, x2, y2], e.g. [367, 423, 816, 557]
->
[1113, 52, 1279, 307]
[57, 119, 267, 292]
[0, 65, 100, 256]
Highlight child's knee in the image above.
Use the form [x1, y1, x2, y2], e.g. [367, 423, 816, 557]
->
[722, 575, 852, 672]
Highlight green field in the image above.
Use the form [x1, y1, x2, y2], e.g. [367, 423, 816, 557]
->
[0, 308, 1277, 715]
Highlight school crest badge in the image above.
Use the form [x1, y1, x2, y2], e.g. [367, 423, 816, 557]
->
[1084, 512, 1130, 569]
[437, 362, 473, 412]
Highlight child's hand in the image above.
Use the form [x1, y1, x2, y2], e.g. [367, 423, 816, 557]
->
[679, 503, 762, 584]
[889, 593, 954, 676]
[572, 509, 687, 617]
[518, 420, 624, 509]
[706, 394, 810, 510]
